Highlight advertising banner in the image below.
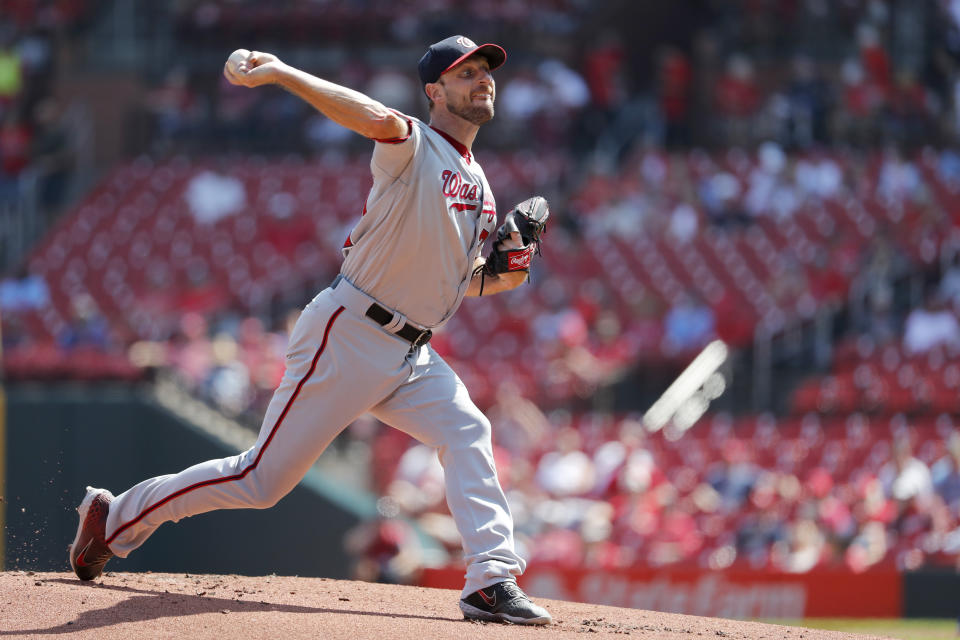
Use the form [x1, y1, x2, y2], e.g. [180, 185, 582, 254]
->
[421, 566, 902, 618]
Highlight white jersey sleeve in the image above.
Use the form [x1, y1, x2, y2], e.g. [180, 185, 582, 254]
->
[369, 111, 417, 179]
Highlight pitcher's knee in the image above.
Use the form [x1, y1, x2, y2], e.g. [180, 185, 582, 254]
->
[244, 478, 288, 509]
[233, 458, 292, 508]
[445, 413, 493, 451]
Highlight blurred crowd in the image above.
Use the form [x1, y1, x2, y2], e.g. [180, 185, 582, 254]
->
[349, 410, 960, 585]
[132, 1, 960, 158]
[6, 0, 960, 583]
[0, 1, 97, 268]
[5, 144, 960, 579]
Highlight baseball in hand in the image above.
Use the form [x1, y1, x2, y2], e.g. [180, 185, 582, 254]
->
[226, 49, 251, 75]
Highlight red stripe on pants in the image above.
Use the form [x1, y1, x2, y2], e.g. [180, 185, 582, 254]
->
[106, 306, 345, 545]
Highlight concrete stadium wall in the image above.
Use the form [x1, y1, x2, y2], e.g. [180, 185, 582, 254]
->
[3, 384, 360, 578]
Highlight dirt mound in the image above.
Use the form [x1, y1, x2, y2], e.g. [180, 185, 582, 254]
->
[0, 571, 886, 639]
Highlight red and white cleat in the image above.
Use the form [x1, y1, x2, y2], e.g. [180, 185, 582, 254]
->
[68, 487, 115, 581]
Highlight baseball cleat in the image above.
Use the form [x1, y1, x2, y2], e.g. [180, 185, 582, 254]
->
[68, 486, 115, 581]
[459, 580, 553, 625]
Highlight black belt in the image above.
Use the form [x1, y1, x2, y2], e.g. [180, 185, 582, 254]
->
[365, 303, 433, 348]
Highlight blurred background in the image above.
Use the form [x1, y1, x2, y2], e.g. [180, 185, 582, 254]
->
[3, 0, 960, 622]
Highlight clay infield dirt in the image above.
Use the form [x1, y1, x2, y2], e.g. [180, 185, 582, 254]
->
[0, 571, 889, 639]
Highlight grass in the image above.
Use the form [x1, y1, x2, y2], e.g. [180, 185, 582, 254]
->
[765, 618, 958, 640]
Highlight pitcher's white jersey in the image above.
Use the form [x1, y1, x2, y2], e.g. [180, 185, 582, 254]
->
[340, 114, 498, 328]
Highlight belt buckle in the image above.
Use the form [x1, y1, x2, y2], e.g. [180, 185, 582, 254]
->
[411, 328, 432, 348]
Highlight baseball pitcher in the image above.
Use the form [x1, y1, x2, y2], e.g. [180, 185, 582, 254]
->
[68, 35, 552, 625]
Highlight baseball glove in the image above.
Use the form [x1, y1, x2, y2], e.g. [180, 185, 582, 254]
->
[483, 196, 550, 276]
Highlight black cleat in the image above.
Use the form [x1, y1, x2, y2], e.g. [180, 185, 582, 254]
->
[459, 580, 553, 625]
[68, 487, 115, 581]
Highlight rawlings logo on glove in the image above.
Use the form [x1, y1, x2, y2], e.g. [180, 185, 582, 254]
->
[483, 196, 549, 277]
[508, 248, 533, 270]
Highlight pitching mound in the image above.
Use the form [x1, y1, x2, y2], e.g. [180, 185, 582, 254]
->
[1, 571, 886, 639]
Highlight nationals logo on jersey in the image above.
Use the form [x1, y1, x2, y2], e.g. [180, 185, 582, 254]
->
[441, 169, 482, 213]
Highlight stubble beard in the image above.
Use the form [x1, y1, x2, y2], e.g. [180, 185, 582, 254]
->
[446, 101, 494, 125]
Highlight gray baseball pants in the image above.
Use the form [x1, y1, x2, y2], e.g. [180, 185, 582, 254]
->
[104, 277, 525, 596]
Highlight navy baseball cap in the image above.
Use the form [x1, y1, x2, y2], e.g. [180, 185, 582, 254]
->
[418, 35, 506, 86]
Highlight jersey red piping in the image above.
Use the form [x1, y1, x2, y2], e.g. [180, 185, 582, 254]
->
[105, 305, 347, 546]
[430, 126, 472, 163]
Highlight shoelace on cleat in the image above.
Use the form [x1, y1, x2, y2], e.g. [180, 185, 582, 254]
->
[498, 581, 529, 602]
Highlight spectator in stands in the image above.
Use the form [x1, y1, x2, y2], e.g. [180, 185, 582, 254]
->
[205, 332, 251, 417]
[500, 67, 547, 124]
[594, 184, 648, 238]
[0, 31, 22, 107]
[773, 516, 828, 573]
[578, 30, 627, 153]
[656, 46, 692, 148]
[304, 110, 354, 151]
[807, 247, 849, 304]
[713, 54, 761, 146]
[861, 280, 898, 344]
[486, 380, 550, 459]
[698, 170, 750, 227]
[529, 521, 587, 569]
[647, 499, 702, 566]
[57, 293, 112, 351]
[364, 66, 416, 119]
[781, 55, 833, 148]
[815, 484, 858, 545]
[167, 311, 214, 390]
[939, 251, 960, 313]
[835, 58, 882, 144]
[876, 147, 923, 203]
[15, 26, 53, 96]
[144, 67, 202, 152]
[794, 154, 843, 200]
[857, 24, 892, 103]
[535, 426, 594, 497]
[711, 298, 750, 352]
[879, 437, 934, 508]
[663, 292, 715, 354]
[536, 58, 590, 143]
[214, 72, 260, 148]
[0, 266, 48, 311]
[389, 443, 446, 516]
[344, 514, 425, 586]
[0, 108, 31, 204]
[583, 30, 626, 114]
[932, 432, 960, 515]
[184, 169, 246, 225]
[706, 438, 759, 512]
[857, 231, 911, 338]
[667, 195, 700, 244]
[737, 497, 788, 565]
[844, 520, 890, 572]
[29, 98, 72, 213]
[744, 141, 799, 220]
[903, 288, 960, 354]
[885, 69, 932, 145]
